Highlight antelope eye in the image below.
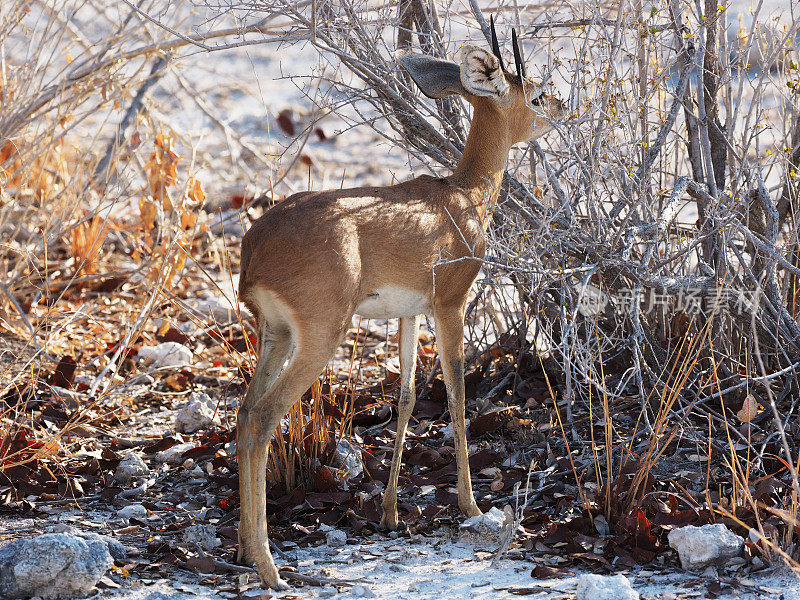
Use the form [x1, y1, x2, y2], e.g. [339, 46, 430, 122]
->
[530, 95, 542, 106]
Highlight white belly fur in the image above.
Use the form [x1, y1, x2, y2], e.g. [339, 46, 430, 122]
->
[356, 286, 431, 319]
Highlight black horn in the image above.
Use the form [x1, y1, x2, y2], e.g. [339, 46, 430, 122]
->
[489, 15, 505, 72]
[512, 28, 526, 78]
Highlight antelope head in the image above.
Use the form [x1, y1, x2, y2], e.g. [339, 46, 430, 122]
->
[398, 19, 567, 144]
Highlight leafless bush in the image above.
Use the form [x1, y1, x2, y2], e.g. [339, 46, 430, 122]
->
[212, 0, 800, 560]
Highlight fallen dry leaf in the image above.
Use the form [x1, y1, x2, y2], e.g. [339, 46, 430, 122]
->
[737, 394, 759, 423]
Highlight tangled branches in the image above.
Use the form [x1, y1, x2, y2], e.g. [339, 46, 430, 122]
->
[226, 0, 800, 554]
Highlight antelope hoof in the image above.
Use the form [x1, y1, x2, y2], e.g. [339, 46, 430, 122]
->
[460, 501, 482, 518]
[268, 576, 291, 591]
[380, 509, 399, 530]
[237, 540, 287, 590]
[252, 554, 288, 591]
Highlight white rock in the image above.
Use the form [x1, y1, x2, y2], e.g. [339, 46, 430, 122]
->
[325, 529, 347, 547]
[117, 504, 147, 522]
[184, 295, 240, 323]
[175, 392, 217, 433]
[317, 586, 338, 597]
[0, 533, 113, 599]
[577, 574, 639, 600]
[113, 452, 149, 484]
[327, 438, 363, 483]
[350, 584, 375, 598]
[137, 342, 192, 368]
[43, 527, 126, 561]
[184, 524, 221, 550]
[154, 442, 198, 465]
[458, 507, 507, 546]
[726, 556, 747, 567]
[668, 524, 744, 570]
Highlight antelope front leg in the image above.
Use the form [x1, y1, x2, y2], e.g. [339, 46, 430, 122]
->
[237, 408, 289, 590]
[435, 308, 481, 518]
[381, 315, 421, 529]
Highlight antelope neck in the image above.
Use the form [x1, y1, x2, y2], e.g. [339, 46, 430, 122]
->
[451, 100, 512, 224]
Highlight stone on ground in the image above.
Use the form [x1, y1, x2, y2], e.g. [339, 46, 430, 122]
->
[154, 442, 198, 465]
[576, 574, 639, 600]
[184, 524, 221, 550]
[46, 526, 126, 561]
[327, 438, 363, 484]
[325, 528, 347, 548]
[184, 294, 239, 322]
[114, 452, 149, 484]
[117, 503, 148, 522]
[137, 342, 192, 368]
[0, 533, 114, 599]
[458, 506, 507, 546]
[668, 523, 744, 570]
[317, 585, 339, 597]
[350, 583, 375, 598]
[175, 392, 216, 433]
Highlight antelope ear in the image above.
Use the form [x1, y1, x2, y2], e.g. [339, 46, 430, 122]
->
[459, 45, 509, 98]
[396, 51, 466, 99]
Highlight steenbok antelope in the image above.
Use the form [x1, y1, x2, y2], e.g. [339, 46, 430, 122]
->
[236, 26, 566, 589]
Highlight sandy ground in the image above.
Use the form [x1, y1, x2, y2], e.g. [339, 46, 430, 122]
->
[3, 510, 800, 600]
[204, 536, 800, 600]
[57, 537, 800, 599]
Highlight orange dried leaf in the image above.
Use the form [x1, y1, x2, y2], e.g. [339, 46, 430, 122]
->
[70, 215, 108, 274]
[0, 140, 18, 163]
[139, 198, 157, 230]
[185, 177, 205, 206]
[145, 132, 181, 209]
[180, 210, 197, 230]
[157, 320, 171, 337]
[0, 140, 21, 185]
[111, 565, 130, 578]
